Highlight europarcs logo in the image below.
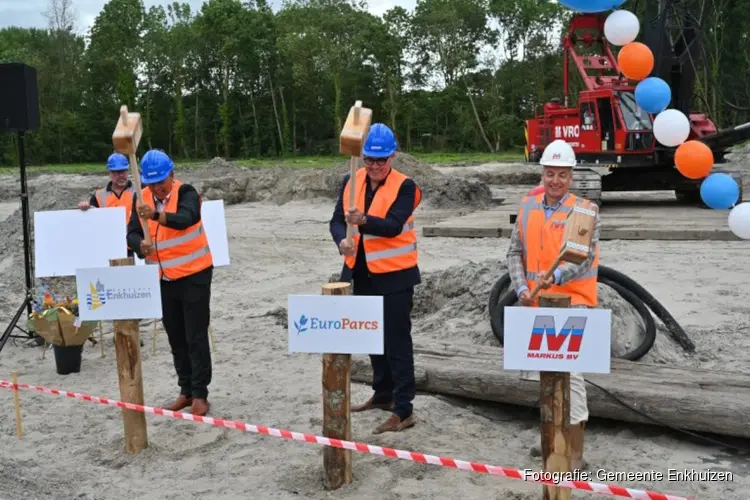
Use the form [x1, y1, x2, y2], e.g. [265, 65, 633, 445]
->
[293, 314, 379, 335]
[85, 278, 154, 311]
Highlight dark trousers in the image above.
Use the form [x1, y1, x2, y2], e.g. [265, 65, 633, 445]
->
[354, 280, 416, 420]
[160, 273, 212, 399]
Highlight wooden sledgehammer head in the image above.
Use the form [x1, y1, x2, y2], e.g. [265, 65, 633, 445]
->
[559, 199, 598, 264]
[339, 100, 373, 157]
[112, 105, 143, 154]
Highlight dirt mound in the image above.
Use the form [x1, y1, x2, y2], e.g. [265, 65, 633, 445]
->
[200, 153, 493, 209]
[434, 163, 542, 186]
[724, 143, 750, 163]
[207, 157, 233, 170]
[412, 260, 690, 364]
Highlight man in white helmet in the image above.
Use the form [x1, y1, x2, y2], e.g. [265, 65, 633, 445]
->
[505, 138, 601, 471]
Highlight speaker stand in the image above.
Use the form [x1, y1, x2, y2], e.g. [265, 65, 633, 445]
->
[0, 130, 39, 356]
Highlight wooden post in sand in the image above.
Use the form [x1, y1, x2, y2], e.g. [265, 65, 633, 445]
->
[110, 257, 148, 454]
[12, 371, 23, 439]
[539, 292, 572, 500]
[321, 282, 352, 490]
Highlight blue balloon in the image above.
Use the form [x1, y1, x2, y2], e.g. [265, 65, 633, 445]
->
[700, 173, 740, 209]
[558, 0, 626, 13]
[635, 77, 671, 114]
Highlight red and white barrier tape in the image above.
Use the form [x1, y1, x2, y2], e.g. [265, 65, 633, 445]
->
[0, 379, 694, 500]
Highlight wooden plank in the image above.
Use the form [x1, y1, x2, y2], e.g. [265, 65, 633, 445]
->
[422, 205, 741, 241]
[350, 340, 750, 439]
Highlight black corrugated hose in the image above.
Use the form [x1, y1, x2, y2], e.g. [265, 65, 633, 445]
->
[488, 265, 695, 361]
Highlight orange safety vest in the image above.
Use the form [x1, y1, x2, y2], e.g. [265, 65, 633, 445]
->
[342, 167, 421, 274]
[142, 179, 213, 280]
[517, 192, 599, 306]
[96, 185, 135, 223]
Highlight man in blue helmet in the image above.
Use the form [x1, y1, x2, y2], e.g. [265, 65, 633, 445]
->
[126, 149, 214, 417]
[78, 152, 136, 256]
[329, 123, 421, 434]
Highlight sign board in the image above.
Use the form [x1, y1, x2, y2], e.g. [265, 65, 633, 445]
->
[75, 265, 162, 321]
[34, 207, 128, 277]
[287, 295, 383, 354]
[134, 199, 229, 267]
[503, 306, 612, 373]
[201, 200, 230, 267]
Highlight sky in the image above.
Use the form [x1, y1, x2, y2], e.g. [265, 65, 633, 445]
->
[0, 0, 418, 33]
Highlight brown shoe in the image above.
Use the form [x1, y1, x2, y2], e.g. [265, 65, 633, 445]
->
[166, 394, 193, 412]
[373, 413, 415, 434]
[351, 396, 394, 413]
[191, 398, 210, 416]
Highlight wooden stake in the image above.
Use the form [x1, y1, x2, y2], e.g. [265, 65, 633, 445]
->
[209, 326, 216, 353]
[110, 257, 148, 454]
[321, 282, 352, 490]
[539, 292, 572, 500]
[152, 320, 157, 355]
[12, 371, 22, 439]
[99, 321, 104, 359]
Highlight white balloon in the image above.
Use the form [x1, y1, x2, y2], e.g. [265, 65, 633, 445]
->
[728, 202, 750, 239]
[653, 109, 690, 147]
[604, 10, 640, 46]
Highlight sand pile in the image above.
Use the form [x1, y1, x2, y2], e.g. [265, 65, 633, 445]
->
[411, 260, 691, 364]
[435, 163, 542, 186]
[200, 153, 493, 209]
[724, 142, 750, 163]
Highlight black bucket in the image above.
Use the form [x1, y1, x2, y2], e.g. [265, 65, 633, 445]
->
[53, 344, 83, 375]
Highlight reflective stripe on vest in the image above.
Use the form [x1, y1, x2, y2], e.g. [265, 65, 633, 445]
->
[143, 179, 213, 279]
[518, 192, 598, 306]
[341, 167, 422, 274]
[158, 246, 211, 270]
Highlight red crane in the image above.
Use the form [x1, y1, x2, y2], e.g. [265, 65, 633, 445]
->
[524, 1, 747, 206]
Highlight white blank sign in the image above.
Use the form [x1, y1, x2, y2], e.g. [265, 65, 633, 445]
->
[34, 207, 128, 278]
[134, 199, 229, 267]
[201, 200, 230, 266]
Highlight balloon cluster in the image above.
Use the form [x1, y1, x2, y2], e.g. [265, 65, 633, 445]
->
[595, 6, 748, 239]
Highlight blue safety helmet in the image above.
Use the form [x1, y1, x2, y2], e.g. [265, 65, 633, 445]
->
[363, 123, 397, 158]
[139, 150, 174, 185]
[106, 152, 129, 171]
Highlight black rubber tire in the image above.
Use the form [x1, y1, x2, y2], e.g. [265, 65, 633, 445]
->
[488, 266, 667, 361]
[598, 276, 657, 361]
[598, 266, 695, 352]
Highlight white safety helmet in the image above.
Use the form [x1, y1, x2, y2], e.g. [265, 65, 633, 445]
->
[540, 139, 576, 168]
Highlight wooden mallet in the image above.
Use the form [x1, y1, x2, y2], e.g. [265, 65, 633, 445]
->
[339, 100, 372, 246]
[528, 200, 598, 300]
[112, 105, 152, 246]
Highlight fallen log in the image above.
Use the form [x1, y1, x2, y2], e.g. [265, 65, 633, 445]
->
[351, 341, 750, 439]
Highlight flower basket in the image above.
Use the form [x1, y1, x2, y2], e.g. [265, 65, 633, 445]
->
[26, 285, 98, 375]
[27, 286, 96, 346]
[29, 307, 95, 347]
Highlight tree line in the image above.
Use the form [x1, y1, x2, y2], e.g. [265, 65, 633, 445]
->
[0, 0, 747, 167]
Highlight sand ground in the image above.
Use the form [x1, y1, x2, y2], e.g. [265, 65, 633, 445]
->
[0, 156, 749, 500]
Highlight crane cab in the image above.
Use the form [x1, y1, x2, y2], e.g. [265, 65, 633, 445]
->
[526, 90, 655, 167]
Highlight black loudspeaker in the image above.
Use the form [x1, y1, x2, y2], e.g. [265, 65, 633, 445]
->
[0, 63, 40, 132]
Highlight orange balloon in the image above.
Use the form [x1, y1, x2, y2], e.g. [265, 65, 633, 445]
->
[618, 42, 654, 80]
[675, 140, 714, 179]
